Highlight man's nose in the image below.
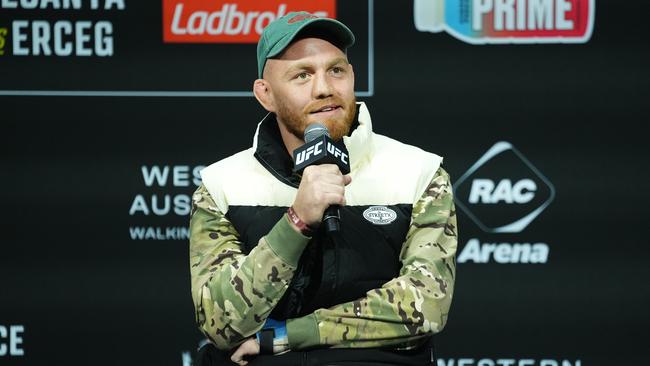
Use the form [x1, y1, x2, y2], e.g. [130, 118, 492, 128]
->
[312, 71, 333, 99]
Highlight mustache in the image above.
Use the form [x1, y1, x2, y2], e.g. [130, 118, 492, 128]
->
[303, 97, 346, 114]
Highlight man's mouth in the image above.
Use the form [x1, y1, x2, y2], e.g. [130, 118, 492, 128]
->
[310, 105, 342, 114]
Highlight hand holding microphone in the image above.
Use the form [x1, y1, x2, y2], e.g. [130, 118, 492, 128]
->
[291, 123, 352, 233]
[292, 165, 351, 230]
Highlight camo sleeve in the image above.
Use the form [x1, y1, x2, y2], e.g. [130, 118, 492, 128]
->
[286, 167, 457, 349]
[189, 184, 311, 351]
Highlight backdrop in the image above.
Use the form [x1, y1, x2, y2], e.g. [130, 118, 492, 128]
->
[2, 1, 649, 365]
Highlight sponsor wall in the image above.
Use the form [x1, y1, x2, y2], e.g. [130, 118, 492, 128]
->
[2, 0, 649, 365]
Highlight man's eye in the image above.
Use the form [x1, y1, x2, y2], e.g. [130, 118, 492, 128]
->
[297, 72, 309, 79]
[332, 67, 343, 73]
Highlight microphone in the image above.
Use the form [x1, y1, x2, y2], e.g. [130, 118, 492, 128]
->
[293, 123, 351, 233]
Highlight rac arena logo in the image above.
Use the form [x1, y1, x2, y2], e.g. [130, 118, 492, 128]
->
[453, 142, 555, 233]
[414, 0, 595, 44]
[163, 0, 336, 43]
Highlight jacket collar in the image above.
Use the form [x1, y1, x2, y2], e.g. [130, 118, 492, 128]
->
[253, 102, 374, 188]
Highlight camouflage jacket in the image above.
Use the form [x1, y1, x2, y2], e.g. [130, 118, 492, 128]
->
[189, 102, 457, 352]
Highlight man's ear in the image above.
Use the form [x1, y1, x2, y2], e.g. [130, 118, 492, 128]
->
[253, 79, 275, 112]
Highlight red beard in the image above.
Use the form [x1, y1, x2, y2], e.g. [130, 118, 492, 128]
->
[275, 96, 357, 142]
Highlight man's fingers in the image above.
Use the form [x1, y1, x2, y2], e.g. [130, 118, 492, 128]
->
[318, 164, 343, 174]
[318, 182, 346, 195]
[230, 339, 259, 366]
[304, 164, 340, 177]
[343, 174, 352, 185]
[318, 173, 346, 185]
[324, 192, 347, 206]
[230, 348, 246, 366]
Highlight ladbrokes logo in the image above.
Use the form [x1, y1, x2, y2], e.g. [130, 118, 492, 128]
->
[453, 141, 555, 233]
[163, 0, 336, 43]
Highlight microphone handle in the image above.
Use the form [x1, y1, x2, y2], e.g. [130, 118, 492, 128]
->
[323, 205, 341, 233]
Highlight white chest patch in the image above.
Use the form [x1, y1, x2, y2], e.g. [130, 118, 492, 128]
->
[363, 206, 398, 225]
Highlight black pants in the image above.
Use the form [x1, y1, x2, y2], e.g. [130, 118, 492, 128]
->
[196, 340, 435, 366]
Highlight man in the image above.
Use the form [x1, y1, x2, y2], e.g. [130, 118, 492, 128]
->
[189, 11, 457, 366]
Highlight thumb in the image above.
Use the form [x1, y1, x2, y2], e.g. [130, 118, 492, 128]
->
[344, 174, 353, 185]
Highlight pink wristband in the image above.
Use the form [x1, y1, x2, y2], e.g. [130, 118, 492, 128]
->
[287, 206, 314, 237]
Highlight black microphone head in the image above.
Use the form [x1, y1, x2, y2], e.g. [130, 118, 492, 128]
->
[304, 123, 330, 143]
[293, 122, 350, 174]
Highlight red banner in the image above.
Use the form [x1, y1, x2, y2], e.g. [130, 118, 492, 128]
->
[163, 0, 337, 43]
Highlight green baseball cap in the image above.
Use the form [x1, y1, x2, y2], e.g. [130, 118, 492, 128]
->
[257, 11, 356, 78]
